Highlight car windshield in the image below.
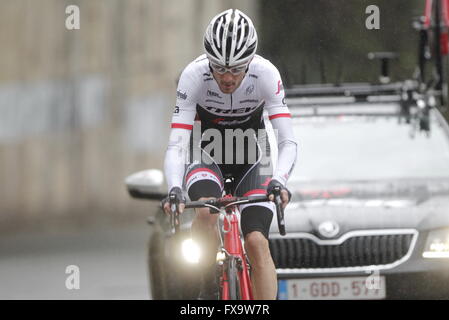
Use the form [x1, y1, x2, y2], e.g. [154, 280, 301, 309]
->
[289, 107, 449, 183]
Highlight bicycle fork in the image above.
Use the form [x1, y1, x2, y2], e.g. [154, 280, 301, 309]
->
[219, 210, 253, 300]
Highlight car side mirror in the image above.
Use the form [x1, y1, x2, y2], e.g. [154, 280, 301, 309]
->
[125, 169, 166, 201]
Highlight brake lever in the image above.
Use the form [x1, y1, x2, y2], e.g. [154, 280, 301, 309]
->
[272, 186, 286, 236]
[169, 195, 179, 234]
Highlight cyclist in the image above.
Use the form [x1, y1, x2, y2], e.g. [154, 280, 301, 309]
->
[162, 9, 297, 300]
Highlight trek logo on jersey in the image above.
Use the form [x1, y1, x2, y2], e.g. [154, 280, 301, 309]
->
[275, 80, 284, 95]
[204, 103, 262, 115]
[177, 90, 187, 100]
[207, 90, 222, 99]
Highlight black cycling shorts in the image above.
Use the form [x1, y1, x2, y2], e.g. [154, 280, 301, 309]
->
[184, 159, 274, 240]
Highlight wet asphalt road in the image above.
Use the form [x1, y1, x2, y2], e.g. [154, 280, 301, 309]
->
[0, 220, 152, 299]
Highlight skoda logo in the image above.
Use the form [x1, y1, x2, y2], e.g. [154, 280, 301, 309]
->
[318, 221, 340, 238]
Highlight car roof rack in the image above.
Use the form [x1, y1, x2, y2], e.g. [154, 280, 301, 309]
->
[285, 81, 419, 107]
[284, 80, 435, 134]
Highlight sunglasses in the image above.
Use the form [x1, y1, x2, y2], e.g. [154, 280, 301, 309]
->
[210, 62, 249, 75]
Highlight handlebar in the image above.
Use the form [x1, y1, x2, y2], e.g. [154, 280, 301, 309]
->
[170, 194, 287, 236]
[271, 186, 287, 236]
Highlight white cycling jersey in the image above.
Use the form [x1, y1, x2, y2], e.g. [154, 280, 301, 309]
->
[164, 54, 297, 192]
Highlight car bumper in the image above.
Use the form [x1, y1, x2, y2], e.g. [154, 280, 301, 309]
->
[276, 267, 449, 299]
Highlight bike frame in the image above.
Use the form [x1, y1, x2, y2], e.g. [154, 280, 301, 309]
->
[219, 195, 253, 300]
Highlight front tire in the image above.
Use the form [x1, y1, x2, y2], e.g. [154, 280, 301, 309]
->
[148, 230, 178, 299]
[227, 256, 241, 300]
[148, 230, 201, 300]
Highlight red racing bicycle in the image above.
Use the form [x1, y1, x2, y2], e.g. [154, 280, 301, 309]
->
[169, 177, 286, 300]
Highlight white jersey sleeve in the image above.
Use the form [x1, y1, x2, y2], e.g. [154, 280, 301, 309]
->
[259, 60, 298, 186]
[163, 61, 200, 192]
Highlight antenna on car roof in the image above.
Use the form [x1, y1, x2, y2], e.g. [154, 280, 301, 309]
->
[367, 52, 399, 84]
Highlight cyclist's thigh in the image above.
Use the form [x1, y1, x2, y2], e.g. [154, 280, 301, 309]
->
[185, 161, 224, 201]
[234, 162, 275, 240]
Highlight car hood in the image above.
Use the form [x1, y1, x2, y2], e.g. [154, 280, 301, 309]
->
[270, 178, 449, 236]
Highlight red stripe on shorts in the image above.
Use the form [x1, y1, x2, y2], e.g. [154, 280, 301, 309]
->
[185, 168, 223, 187]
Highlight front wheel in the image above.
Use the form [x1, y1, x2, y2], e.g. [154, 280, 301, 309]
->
[227, 256, 241, 300]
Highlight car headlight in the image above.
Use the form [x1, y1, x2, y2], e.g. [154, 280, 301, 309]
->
[181, 238, 201, 264]
[422, 229, 449, 259]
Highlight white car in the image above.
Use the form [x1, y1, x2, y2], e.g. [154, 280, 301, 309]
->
[270, 83, 449, 300]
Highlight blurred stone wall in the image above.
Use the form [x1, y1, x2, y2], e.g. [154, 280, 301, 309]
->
[0, 0, 258, 226]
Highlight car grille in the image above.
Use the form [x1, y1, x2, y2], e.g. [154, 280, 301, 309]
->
[269, 231, 417, 270]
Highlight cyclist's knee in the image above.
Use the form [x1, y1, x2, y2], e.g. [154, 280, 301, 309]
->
[194, 197, 218, 225]
[244, 231, 269, 256]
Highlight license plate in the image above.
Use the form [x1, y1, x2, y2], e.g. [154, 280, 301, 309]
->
[278, 276, 386, 300]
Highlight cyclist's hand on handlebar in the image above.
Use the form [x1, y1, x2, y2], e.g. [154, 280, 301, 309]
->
[162, 187, 186, 215]
[267, 179, 292, 209]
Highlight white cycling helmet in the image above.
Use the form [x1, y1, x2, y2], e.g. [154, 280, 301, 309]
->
[204, 9, 258, 67]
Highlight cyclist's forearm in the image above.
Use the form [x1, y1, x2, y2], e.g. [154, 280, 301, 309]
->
[164, 128, 191, 192]
[164, 146, 186, 192]
[272, 140, 297, 186]
[269, 116, 298, 186]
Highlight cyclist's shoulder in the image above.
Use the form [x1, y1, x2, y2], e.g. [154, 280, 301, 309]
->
[181, 54, 210, 77]
[177, 54, 211, 94]
[249, 55, 282, 97]
[249, 54, 281, 76]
